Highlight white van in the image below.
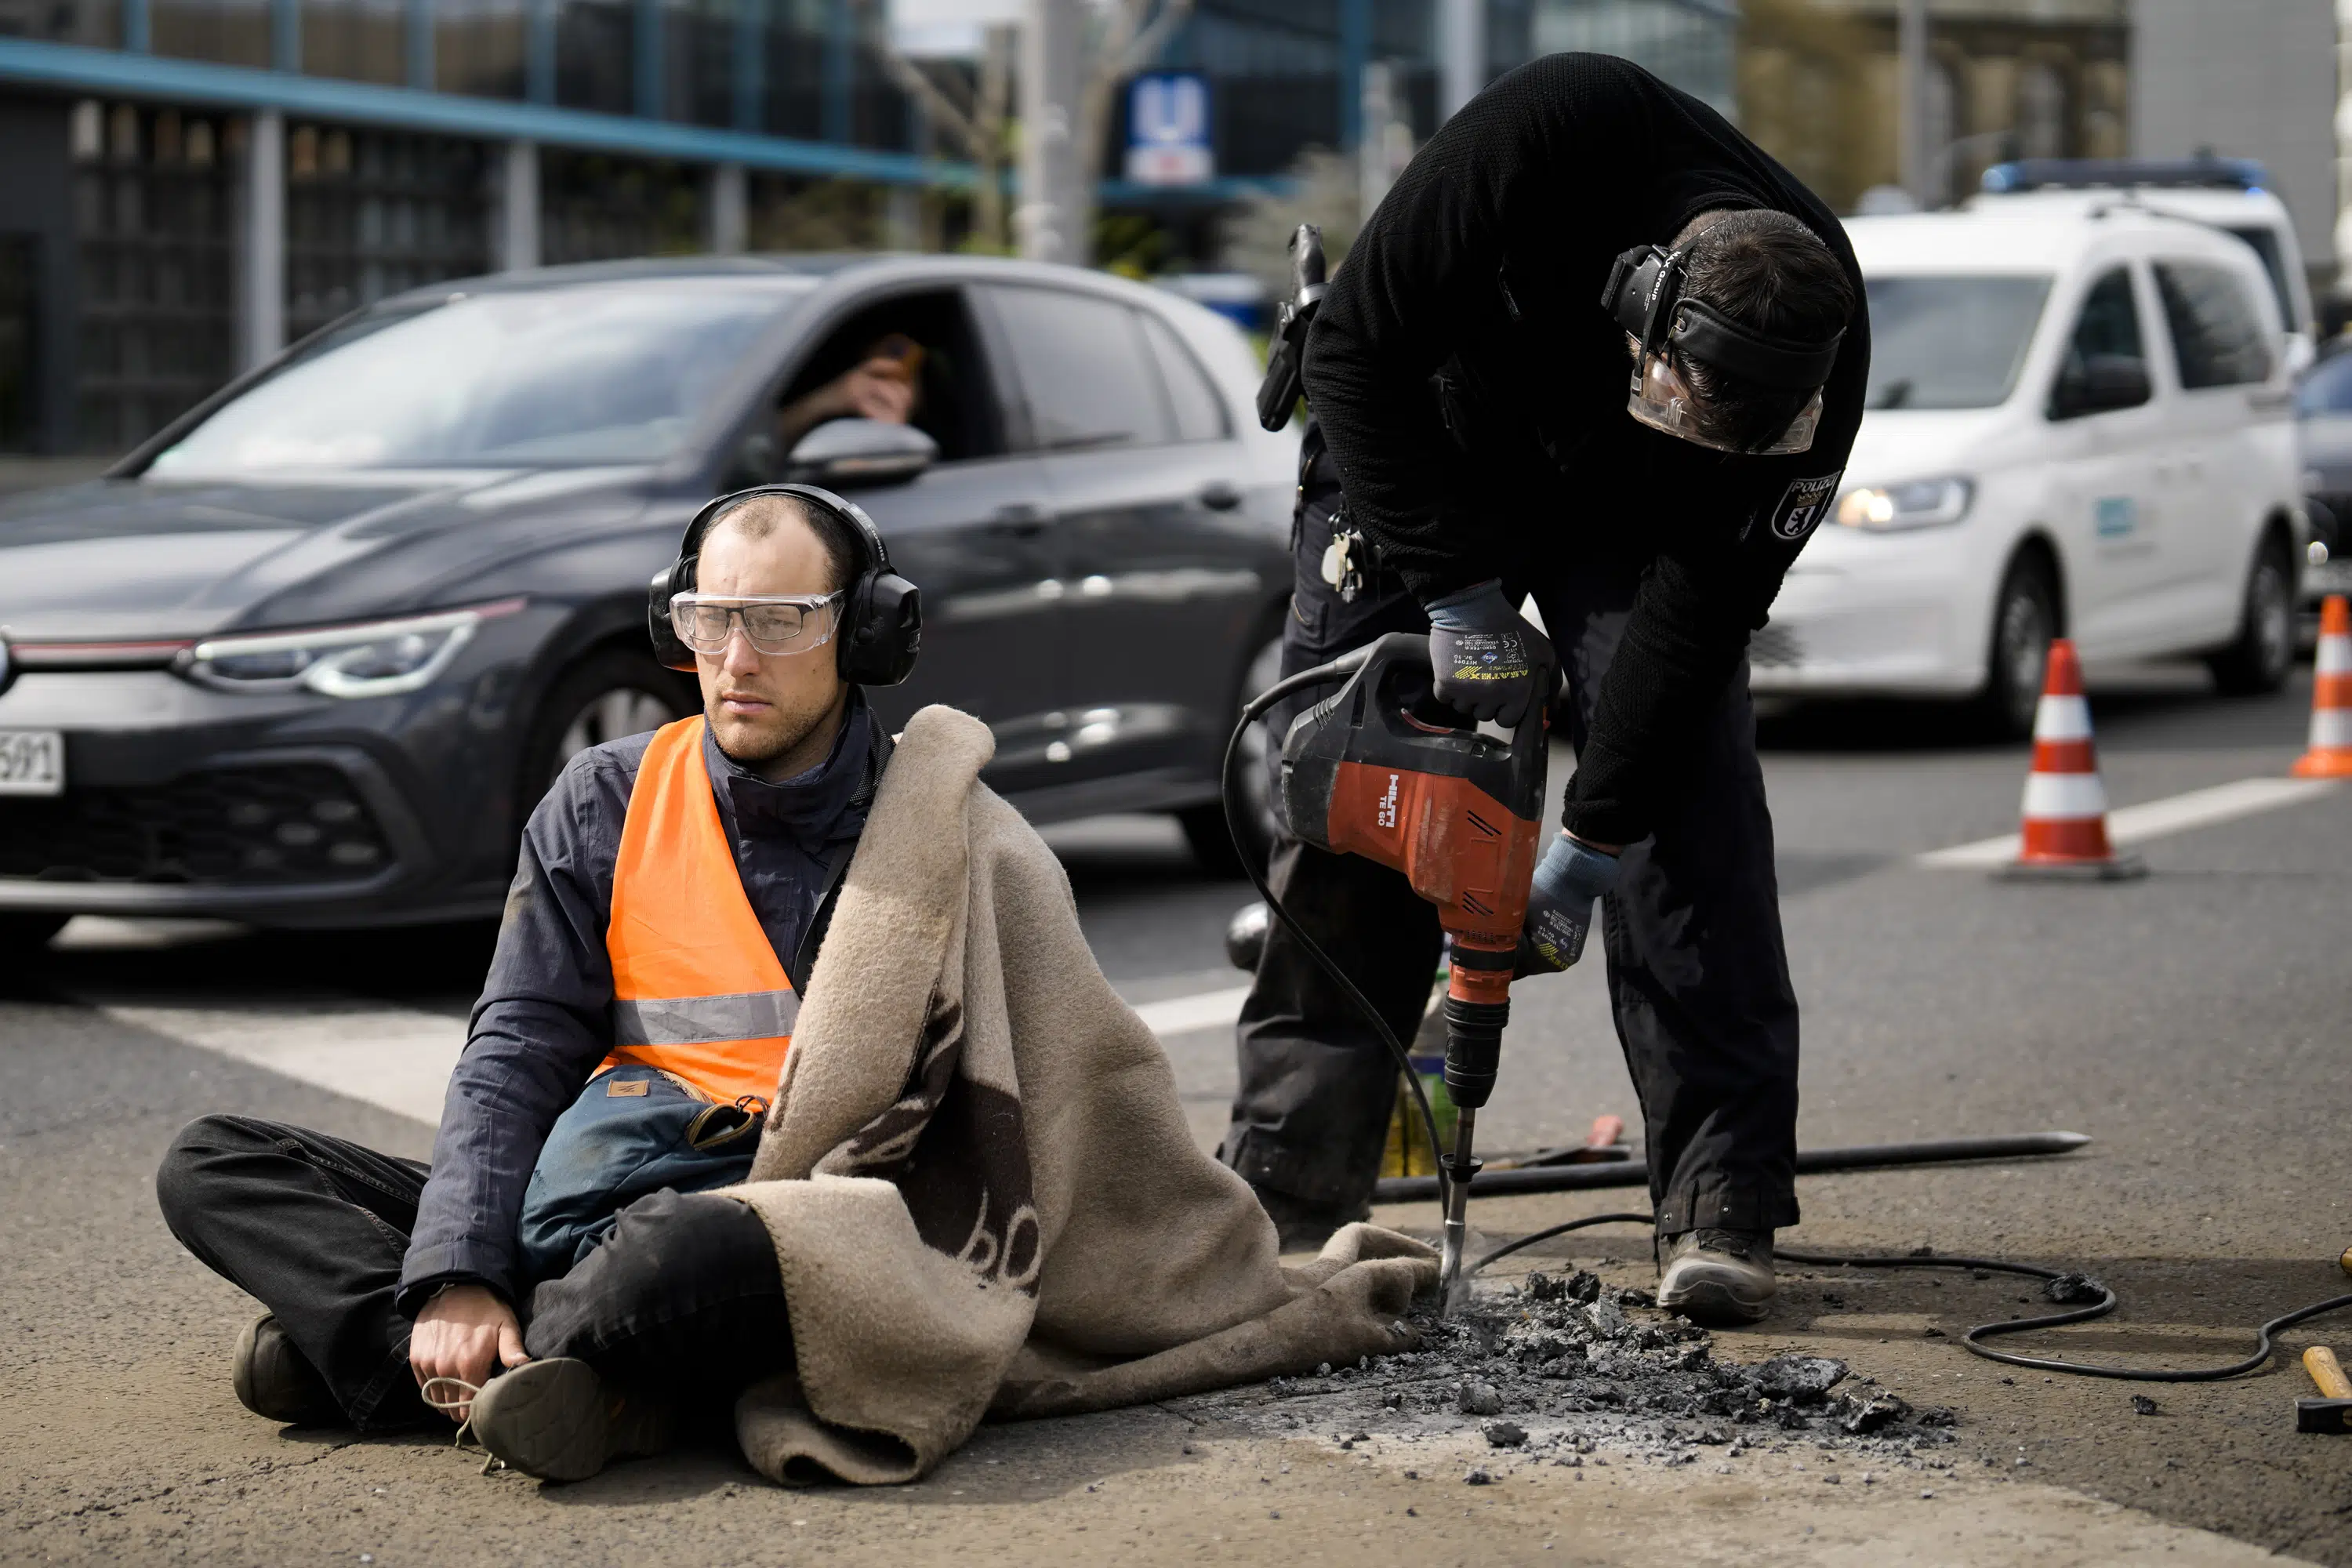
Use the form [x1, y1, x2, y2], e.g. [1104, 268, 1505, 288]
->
[1751, 203, 2304, 733]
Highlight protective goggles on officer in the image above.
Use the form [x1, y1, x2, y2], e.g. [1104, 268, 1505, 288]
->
[669, 591, 845, 656]
[1601, 243, 1843, 456]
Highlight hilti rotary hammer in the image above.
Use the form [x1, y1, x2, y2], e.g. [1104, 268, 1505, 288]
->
[1223, 633, 1551, 1301]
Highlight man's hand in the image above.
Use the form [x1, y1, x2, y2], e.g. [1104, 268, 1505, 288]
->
[1424, 580, 1553, 727]
[409, 1283, 528, 1420]
[831, 354, 917, 425]
[1515, 833, 1623, 977]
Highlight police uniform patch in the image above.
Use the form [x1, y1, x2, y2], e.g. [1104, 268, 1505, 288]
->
[1768, 472, 1841, 542]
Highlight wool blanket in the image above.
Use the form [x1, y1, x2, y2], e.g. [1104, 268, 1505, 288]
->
[724, 705, 1436, 1486]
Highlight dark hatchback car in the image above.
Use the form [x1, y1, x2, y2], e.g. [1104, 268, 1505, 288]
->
[0, 256, 1298, 949]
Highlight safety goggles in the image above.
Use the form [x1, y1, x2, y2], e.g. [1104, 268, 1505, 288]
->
[669, 592, 844, 656]
[1625, 348, 1824, 456]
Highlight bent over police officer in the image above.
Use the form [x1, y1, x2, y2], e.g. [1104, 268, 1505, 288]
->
[1221, 53, 1869, 1326]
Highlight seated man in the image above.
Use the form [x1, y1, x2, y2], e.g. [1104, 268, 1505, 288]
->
[775, 334, 924, 456]
[159, 490, 896, 1473]
[159, 488, 1433, 1488]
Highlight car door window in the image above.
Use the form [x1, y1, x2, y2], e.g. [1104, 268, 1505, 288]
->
[2154, 260, 2271, 390]
[1138, 312, 1230, 442]
[773, 288, 1005, 463]
[986, 286, 1173, 451]
[2049, 266, 2149, 419]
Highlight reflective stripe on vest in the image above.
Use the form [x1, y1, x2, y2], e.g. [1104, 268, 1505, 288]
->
[600, 716, 795, 1106]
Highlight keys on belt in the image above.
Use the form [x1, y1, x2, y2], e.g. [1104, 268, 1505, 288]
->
[1319, 521, 1373, 603]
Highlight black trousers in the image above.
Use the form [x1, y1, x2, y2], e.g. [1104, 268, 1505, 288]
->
[155, 1115, 792, 1431]
[1221, 496, 1801, 1239]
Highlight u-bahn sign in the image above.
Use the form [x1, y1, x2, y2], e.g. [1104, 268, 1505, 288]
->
[1126, 71, 1213, 187]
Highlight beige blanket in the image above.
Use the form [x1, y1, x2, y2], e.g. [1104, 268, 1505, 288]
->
[724, 705, 1436, 1486]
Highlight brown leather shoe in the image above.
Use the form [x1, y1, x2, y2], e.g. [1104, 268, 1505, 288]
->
[232, 1313, 343, 1426]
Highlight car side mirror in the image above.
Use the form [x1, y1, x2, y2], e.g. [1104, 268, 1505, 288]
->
[2050, 354, 2151, 419]
[782, 419, 937, 488]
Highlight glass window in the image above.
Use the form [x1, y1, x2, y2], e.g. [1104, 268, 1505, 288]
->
[2154, 260, 2273, 390]
[2296, 352, 2352, 418]
[2225, 226, 2301, 335]
[2047, 267, 2149, 419]
[1138, 312, 1229, 442]
[147, 279, 808, 473]
[987, 287, 1172, 451]
[1862, 274, 2052, 410]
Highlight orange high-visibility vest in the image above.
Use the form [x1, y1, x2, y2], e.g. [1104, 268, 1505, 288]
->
[599, 716, 795, 1106]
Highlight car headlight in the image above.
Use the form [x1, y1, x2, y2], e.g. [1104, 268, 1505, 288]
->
[181, 598, 524, 698]
[1835, 476, 1975, 532]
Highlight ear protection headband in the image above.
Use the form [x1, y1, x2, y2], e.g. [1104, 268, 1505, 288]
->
[1600, 244, 1844, 391]
[646, 483, 922, 686]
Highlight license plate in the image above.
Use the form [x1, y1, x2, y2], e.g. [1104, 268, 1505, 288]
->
[0, 730, 64, 797]
[2310, 561, 2352, 598]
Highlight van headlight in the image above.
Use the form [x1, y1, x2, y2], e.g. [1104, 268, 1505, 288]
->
[181, 598, 524, 697]
[1835, 477, 1975, 532]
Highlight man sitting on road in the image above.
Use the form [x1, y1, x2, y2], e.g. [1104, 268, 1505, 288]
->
[158, 487, 1433, 1487]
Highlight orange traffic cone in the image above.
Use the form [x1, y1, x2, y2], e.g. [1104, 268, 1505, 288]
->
[2292, 595, 2352, 778]
[2002, 638, 2146, 881]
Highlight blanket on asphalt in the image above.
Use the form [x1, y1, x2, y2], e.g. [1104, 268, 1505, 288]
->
[723, 704, 1437, 1486]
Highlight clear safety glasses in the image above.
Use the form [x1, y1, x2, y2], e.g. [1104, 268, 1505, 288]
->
[1625, 350, 1824, 456]
[670, 591, 845, 656]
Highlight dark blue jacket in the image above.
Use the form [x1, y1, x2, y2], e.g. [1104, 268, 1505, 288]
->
[394, 694, 887, 1313]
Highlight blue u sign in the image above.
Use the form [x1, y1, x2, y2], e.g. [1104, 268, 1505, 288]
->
[1127, 71, 1213, 186]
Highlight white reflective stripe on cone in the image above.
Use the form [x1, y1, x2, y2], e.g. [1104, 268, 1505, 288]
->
[2031, 693, 2093, 742]
[2022, 771, 2111, 821]
[2312, 709, 2352, 749]
[2318, 637, 2352, 677]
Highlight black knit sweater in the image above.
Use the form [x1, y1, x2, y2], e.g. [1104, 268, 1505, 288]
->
[1302, 53, 1870, 846]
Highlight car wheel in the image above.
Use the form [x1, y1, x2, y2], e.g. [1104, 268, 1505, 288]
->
[521, 648, 695, 811]
[2206, 537, 2295, 696]
[1180, 631, 1285, 877]
[1977, 552, 2058, 739]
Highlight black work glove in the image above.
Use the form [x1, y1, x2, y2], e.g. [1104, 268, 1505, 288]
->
[1424, 579, 1553, 728]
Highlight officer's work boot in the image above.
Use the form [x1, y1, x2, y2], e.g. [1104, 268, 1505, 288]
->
[232, 1313, 343, 1426]
[1657, 1229, 1777, 1326]
[465, 1358, 677, 1482]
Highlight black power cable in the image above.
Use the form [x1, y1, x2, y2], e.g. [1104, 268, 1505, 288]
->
[1468, 1212, 2352, 1385]
[1220, 659, 1446, 1177]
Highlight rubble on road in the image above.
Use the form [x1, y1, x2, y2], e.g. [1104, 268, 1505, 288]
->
[1177, 1269, 1962, 1475]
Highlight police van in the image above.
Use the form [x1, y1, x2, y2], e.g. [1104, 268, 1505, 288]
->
[1749, 198, 2303, 733]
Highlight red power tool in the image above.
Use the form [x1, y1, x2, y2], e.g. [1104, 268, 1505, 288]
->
[1259, 632, 1551, 1296]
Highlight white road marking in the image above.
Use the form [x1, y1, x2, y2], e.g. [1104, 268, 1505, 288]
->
[1918, 776, 2341, 869]
[1131, 984, 1251, 1037]
[93, 978, 1256, 1128]
[96, 994, 463, 1126]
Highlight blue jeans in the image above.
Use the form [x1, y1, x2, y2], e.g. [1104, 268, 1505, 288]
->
[157, 1115, 790, 1430]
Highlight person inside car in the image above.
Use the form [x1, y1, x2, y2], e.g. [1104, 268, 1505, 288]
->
[775, 332, 926, 455]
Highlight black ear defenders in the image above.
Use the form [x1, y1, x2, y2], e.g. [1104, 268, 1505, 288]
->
[1600, 243, 1843, 390]
[646, 483, 922, 686]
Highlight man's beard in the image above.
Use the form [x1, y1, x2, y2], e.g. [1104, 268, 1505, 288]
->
[706, 687, 843, 772]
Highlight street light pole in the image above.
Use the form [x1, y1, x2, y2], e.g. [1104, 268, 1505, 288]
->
[1899, 0, 1930, 205]
[1017, 0, 1083, 264]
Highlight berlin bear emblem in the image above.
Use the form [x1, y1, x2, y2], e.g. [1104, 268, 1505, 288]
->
[1768, 471, 1842, 543]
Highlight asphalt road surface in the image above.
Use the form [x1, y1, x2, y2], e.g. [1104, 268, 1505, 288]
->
[5, 661, 2350, 1565]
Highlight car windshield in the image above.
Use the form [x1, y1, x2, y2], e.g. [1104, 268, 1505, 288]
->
[148, 279, 809, 474]
[1862, 274, 2053, 411]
